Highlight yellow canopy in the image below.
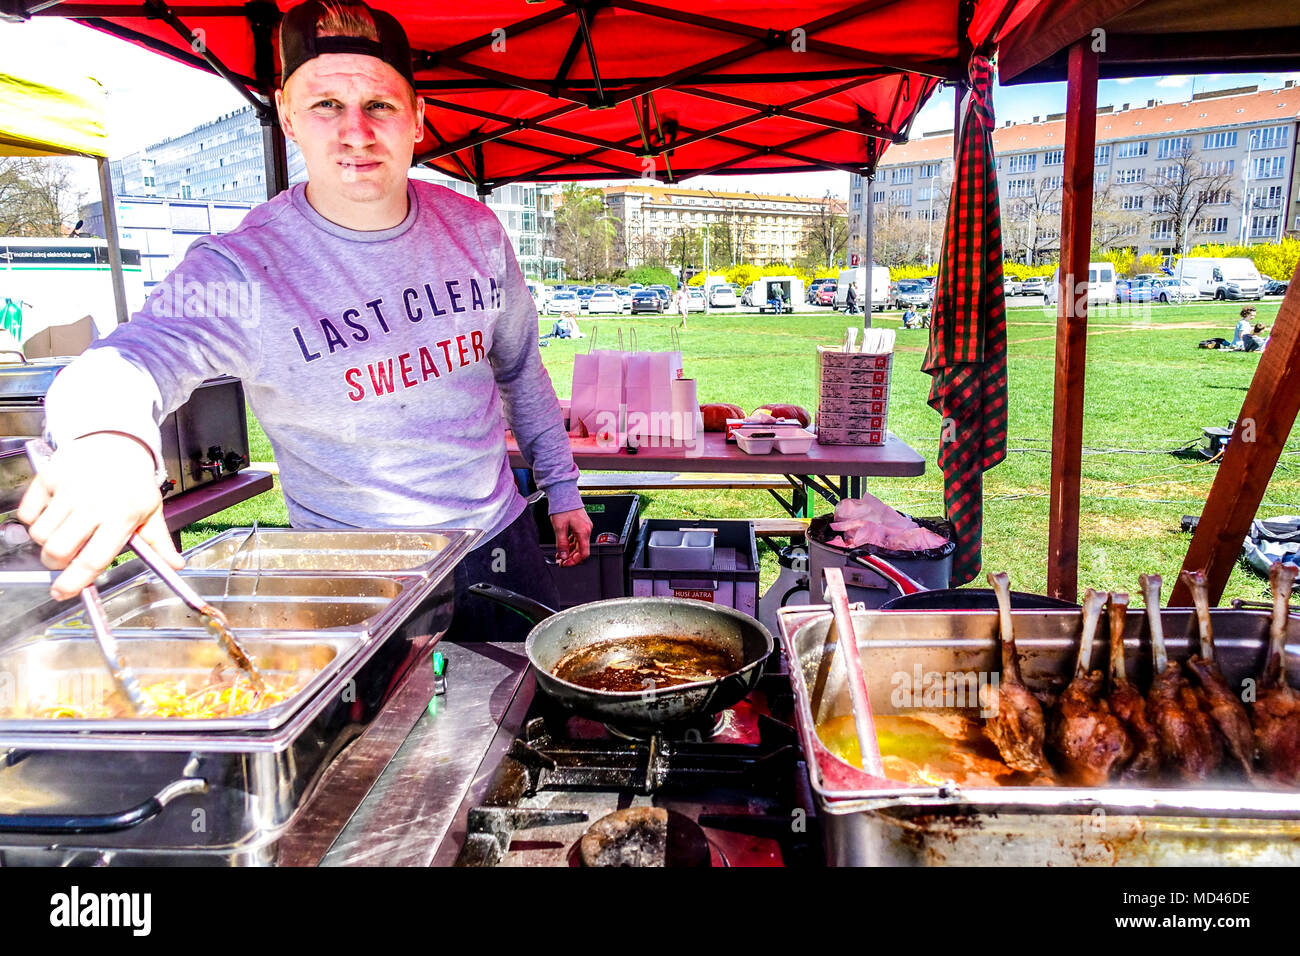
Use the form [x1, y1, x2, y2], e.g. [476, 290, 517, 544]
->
[0, 68, 108, 159]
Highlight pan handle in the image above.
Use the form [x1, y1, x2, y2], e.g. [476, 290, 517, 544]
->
[845, 551, 925, 597]
[0, 777, 207, 835]
[467, 583, 558, 625]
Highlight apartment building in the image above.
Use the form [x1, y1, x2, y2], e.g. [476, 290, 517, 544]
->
[604, 184, 844, 268]
[850, 84, 1300, 264]
[109, 105, 564, 279]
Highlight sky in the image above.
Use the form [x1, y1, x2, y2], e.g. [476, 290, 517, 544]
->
[5, 18, 1300, 204]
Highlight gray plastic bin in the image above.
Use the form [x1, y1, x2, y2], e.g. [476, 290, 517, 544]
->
[533, 494, 641, 609]
[630, 519, 759, 617]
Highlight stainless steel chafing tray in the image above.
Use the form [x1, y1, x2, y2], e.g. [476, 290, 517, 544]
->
[778, 605, 1300, 867]
[0, 527, 481, 865]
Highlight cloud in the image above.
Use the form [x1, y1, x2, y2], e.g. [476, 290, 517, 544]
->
[1113, 77, 1137, 85]
[1155, 75, 1191, 88]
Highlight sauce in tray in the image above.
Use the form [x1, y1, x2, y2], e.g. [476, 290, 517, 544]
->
[817, 712, 1026, 787]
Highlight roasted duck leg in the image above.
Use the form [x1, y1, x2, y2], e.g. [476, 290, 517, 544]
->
[1253, 562, 1300, 785]
[1049, 588, 1133, 785]
[1106, 592, 1161, 780]
[1181, 569, 1256, 778]
[981, 572, 1052, 777]
[1140, 573, 1223, 782]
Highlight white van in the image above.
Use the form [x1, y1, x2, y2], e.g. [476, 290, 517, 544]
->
[833, 266, 890, 312]
[1045, 261, 1118, 307]
[1175, 257, 1263, 301]
[750, 275, 806, 313]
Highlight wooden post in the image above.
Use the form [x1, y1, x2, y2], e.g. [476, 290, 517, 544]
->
[1046, 39, 1098, 603]
[1170, 264, 1300, 607]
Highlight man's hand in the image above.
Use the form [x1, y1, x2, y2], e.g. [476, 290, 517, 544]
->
[16, 433, 184, 600]
[550, 507, 593, 568]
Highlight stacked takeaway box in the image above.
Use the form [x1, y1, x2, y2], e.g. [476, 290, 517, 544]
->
[815, 328, 895, 445]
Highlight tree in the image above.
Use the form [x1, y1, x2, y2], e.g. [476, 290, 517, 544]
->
[870, 202, 930, 266]
[0, 158, 85, 237]
[1091, 184, 1144, 252]
[799, 190, 848, 272]
[1003, 176, 1063, 265]
[553, 183, 615, 280]
[1138, 143, 1234, 257]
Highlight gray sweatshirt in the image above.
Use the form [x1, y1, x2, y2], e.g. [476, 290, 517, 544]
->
[44, 180, 581, 540]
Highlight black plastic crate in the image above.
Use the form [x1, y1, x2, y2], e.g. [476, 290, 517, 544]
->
[533, 493, 641, 609]
[630, 519, 760, 617]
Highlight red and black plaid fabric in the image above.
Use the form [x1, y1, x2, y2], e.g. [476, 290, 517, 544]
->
[921, 55, 1008, 586]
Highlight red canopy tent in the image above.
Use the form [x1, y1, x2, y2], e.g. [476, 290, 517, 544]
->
[5, 0, 1043, 191]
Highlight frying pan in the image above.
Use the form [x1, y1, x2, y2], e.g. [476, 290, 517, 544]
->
[468, 584, 773, 734]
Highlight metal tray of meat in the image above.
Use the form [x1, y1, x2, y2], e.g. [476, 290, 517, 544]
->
[0, 527, 480, 863]
[778, 605, 1300, 866]
[0, 631, 353, 731]
[181, 528, 475, 577]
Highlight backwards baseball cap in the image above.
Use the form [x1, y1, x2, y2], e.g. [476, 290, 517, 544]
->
[280, 1, 416, 91]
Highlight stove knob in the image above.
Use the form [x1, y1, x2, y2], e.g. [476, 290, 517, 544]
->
[222, 450, 248, 474]
[159, 477, 177, 497]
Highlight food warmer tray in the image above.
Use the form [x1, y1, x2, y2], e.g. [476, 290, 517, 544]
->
[778, 605, 1300, 867]
[0, 527, 479, 865]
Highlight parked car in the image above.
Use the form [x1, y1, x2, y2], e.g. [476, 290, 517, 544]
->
[1175, 257, 1263, 300]
[1044, 262, 1116, 307]
[627, 283, 645, 291]
[1020, 276, 1048, 296]
[709, 284, 738, 308]
[1260, 273, 1290, 296]
[1002, 276, 1023, 296]
[575, 287, 595, 310]
[687, 288, 706, 312]
[648, 285, 672, 306]
[587, 290, 622, 314]
[891, 279, 933, 309]
[1150, 277, 1198, 303]
[547, 290, 580, 314]
[1115, 278, 1155, 303]
[740, 284, 755, 306]
[815, 282, 837, 306]
[631, 290, 665, 313]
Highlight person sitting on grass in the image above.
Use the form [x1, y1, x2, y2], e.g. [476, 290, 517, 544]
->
[1231, 306, 1257, 349]
[1242, 322, 1270, 352]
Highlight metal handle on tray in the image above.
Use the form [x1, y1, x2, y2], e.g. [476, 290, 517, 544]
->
[845, 550, 925, 597]
[0, 777, 206, 835]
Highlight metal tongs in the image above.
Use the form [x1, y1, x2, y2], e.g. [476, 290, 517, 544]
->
[24, 439, 265, 697]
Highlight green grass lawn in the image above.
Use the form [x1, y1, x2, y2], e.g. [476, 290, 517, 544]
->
[189, 298, 1296, 604]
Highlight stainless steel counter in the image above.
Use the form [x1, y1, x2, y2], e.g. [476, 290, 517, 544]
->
[278, 640, 531, 867]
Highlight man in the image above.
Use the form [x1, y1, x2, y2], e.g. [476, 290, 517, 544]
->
[844, 282, 858, 315]
[18, 0, 590, 641]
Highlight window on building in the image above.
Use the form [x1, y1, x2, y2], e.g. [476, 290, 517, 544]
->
[1201, 159, 1235, 176]
[1202, 130, 1238, 150]
[1253, 155, 1286, 179]
[919, 162, 943, 178]
[894, 189, 912, 205]
[1154, 164, 1185, 183]
[1157, 136, 1191, 159]
[917, 187, 933, 202]
[181, 184, 191, 199]
[1040, 175, 1063, 190]
[1121, 194, 1144, 210]
[1195, 217, 1229, 234]
[1151, 195, 1172, 212]
[1007, 178, 1034, 198]
[1197, 188, 1231, 205]
[1043, 149, 1064, 166]
[1094, 145, 1111, 165]
[872, 190, 885, 203]
[1007, 154, 1036, 173]
[890, 167, 914, 185]
[1250, 126, 1289, 150]
[1266, 184, 1285, 207]
[1250, 214, 1281, 237]
[1094, 170, 1108, 187]
[1115, 167, 1145, 184]
[1116, 141, 1148, 158]
[1150, 220, 1173, 239]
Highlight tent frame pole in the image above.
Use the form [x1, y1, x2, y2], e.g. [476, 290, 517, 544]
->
[95, 156, 129, 326]
[1046, 38, 1098, 603]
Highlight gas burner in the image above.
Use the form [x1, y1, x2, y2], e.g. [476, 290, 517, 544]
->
[568, 807, 718, 867]
[604, 712, 726, 743]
